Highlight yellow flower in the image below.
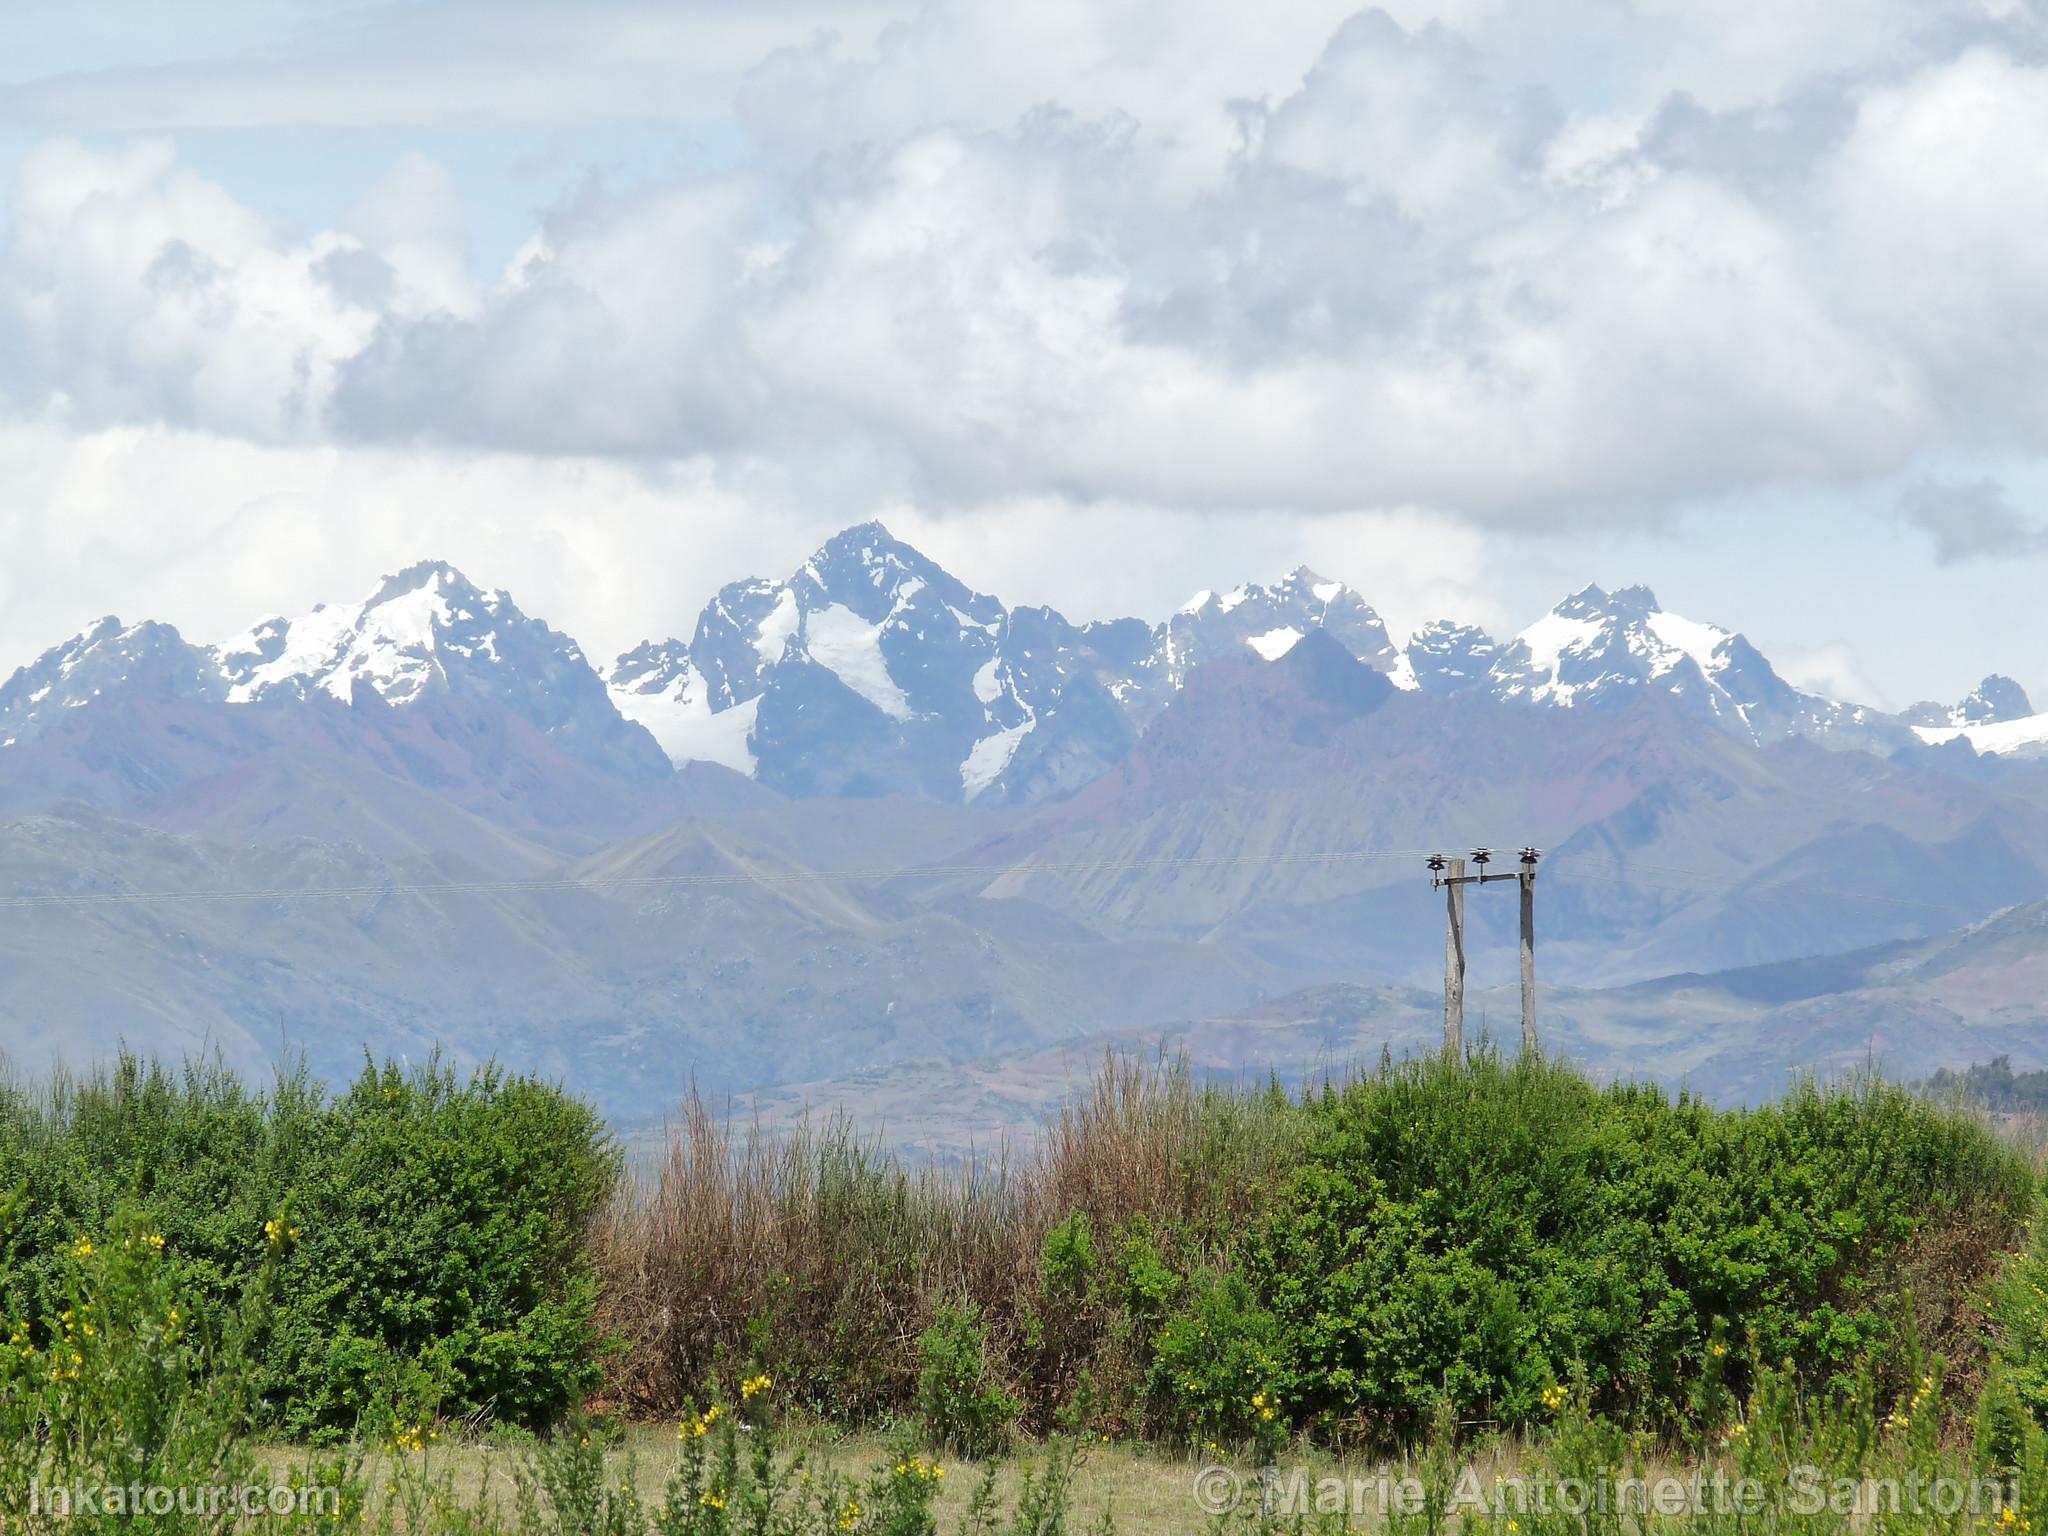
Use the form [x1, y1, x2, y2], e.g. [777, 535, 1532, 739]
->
[146, 1234, 165, 1252]
[1541, 1384, 1569, 1413]
[741, 1373, 774, 1401]
[679, 1403, 724, 1439]
[1709, 1342, 1727, 1358]
[700, 1490, 726, 1510]
[70, 1238, 93, 1261]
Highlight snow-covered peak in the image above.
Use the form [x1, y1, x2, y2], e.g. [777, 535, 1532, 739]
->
[1405, 620, 1500, 698]
[678, 522, 1006, 725]
[217, 561, 521, 707]
[1488, 583, 1804, 738]
[1961, 675, 2034, 724]
[790, 521, 994, 627]
[1906, 676, 2047, 757]
[1151, 564, 1406, 694]
[0, 617, 223, 748]
[1905, 674, 2035, 730]
[217, 561, 668, 779]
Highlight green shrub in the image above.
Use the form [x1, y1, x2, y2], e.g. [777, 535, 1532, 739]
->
[0, 1190, 368, 1531]
[0, 1053, 617, 1439]
[1248, 1049, 2030, 1441]
[262, 1060, 617, 1436]
[915, 1301, 1018, 1457]
[1147, 1266, 1289, 1447]
[1040, 1211, 1095, 1298]
[1111, 1221, 1179, 1323]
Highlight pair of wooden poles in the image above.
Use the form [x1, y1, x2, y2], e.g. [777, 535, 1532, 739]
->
[1431, 849, 1539, 1056]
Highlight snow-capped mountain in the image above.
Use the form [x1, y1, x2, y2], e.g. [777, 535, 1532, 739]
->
[217, 561, 670, 781]
[1128, 569, 1409, 714]
[9, 524, 2046, 820]
[608, 523, 1134, 803]
[0, 618, 224, 748]
[1404, 620, 1500, 698]
[607, 529, 2048, 798]
[1909, 677, 2048, 758]
[607, 539, 1431, 803]
[1904, 675, 2035, 730]
[0, 563, 668, 788]
[1482, 583, 1872, 746]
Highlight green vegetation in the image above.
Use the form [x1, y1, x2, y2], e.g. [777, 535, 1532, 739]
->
[916, 1301, 1021, 1458]
[606, 1049, 2032, 1453]
[1929, 1056, 2048, 1115]
[0, 1054, 615, 1437]
[1253, 1055, 2030, 1440]
[7, 1045, 2048, 1533]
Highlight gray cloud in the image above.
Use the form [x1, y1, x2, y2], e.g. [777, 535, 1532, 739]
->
[2, 2, 2047, 536]
[1898, 477, 2048, 565]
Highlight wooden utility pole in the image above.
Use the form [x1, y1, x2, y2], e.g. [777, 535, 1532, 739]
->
[1518, 847, 1540, 1054]
[1442, 856, 1466, 1055]
[1428, 847, 1540, 1060]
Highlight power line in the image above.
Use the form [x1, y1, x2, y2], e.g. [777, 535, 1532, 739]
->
[1543, 852, 1960, 915]
[0, 841, 1980, 917]
[0, 847, 1436, 910]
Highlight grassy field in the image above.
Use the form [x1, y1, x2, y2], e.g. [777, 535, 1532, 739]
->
[259, 1428, 1234, 1534]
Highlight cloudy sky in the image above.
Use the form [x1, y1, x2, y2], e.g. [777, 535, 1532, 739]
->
[3, 0, 2046, 709]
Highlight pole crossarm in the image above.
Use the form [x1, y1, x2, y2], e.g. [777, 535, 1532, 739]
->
[1426, 846, 1541, 1059]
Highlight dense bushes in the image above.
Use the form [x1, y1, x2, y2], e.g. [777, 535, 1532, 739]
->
[1253, 1052, 2033, 1441]
[0, 1044, 2031, 1454]
[602, 1049, 2035, 1451]
[0, 1053, 616, 1438]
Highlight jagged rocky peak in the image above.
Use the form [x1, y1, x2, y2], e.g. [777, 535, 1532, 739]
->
[1405, 620, 1500, 697]
[609, 637, 694, 693]
[1961, 675, 2034, 723]
[216, 560, 520, 707]
[1486, 581, 1817, 741]
[680, 521, 1006, 717]
[609, 520, 1105, 800]
[1906, 674, 2036, 728]
[215, 560, 668, 779]
[1158, 565, 1406, 687]
[795, 520, 995, 619]
[0, 617, 224, 747]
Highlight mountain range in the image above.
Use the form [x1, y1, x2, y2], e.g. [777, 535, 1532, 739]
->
[5, 520, 2048, 1139]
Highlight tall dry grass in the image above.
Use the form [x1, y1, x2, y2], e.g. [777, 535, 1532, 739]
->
[593, 1053, 1305, 1427]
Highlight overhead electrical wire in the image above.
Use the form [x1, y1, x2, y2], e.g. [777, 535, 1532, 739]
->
[0, 842, 1969, 917]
